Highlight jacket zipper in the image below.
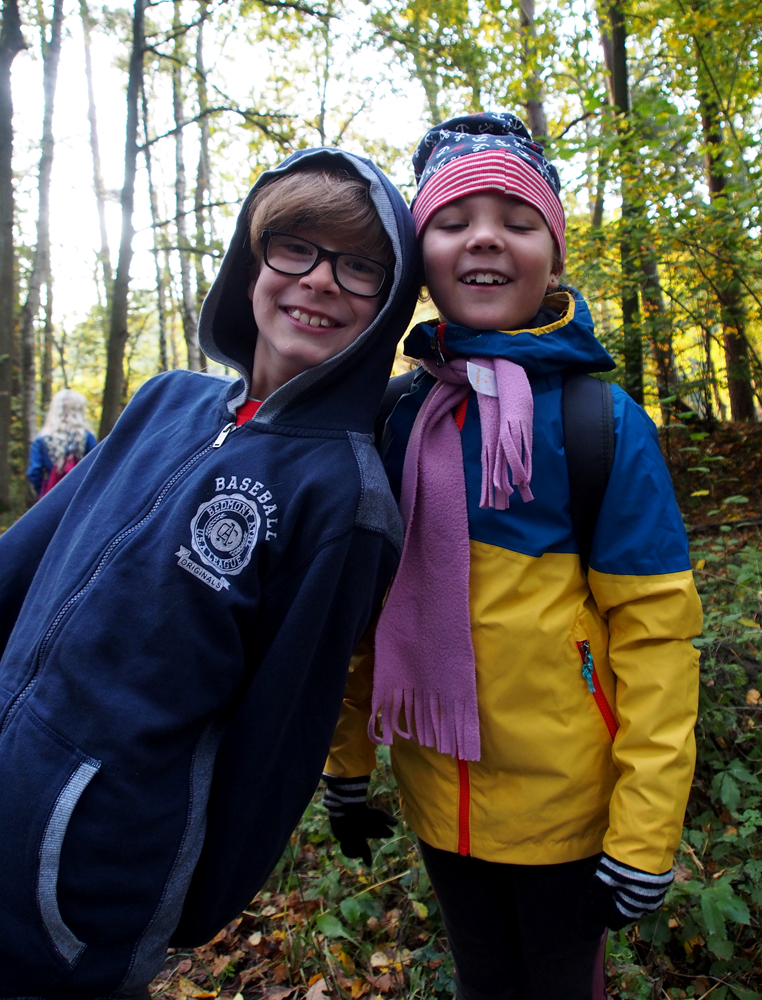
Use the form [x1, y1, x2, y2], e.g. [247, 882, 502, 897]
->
[577, 639, 618, 740]
[457, 758, 470, 856]
[0, 422, 236, 741]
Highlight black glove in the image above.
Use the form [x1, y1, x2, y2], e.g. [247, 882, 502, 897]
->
[322, 772, 396, 866]
[580, 853, 673, 939]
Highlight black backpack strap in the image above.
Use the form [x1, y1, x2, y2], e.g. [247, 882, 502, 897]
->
[562, 373, 615, 572]
[375, 369, 418, 447]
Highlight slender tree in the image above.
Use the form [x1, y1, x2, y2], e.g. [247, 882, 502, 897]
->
[693, 17, 756, 421]
[0, 0, 26, 508]
[172, 0, 200, 371]
[193, 0, 211, 319]
[41, 279, 53, 408]
[141, 80, 169, 372]
[100, 0, 145, 437]
[519, 0, 548, 141]
[19, 0, 64, 462]
[80, 0, 112, 311]
[605, 1, 643, 403]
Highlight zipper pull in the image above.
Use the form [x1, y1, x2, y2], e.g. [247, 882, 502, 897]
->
[212, 422, 235, 448]
[580, 640, 596, 693]
[432, 323, 447, 368]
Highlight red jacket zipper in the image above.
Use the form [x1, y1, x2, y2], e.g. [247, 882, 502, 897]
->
[577, 640, 618, 740]
[457, 758, 471, 855]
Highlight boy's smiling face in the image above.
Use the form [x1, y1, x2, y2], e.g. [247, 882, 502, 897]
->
[421, 192, 560, 331]
[248, 231, 383, 400]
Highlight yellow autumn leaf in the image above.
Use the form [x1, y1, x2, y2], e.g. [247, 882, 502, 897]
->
[370, 951, 391, 969]
[410, 900, 428, 919]
[691, 490, 710, 497]
[746, 688, 761, 705]
[695, 559, 705, 570]
[177, 977, 218, 998]
[307, 973, 324, 987]
[740, 619, 760, 629]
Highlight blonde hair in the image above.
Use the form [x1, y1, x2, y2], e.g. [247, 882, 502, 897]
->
[247, 169, 393, 278]
[39, 389, 92, 471]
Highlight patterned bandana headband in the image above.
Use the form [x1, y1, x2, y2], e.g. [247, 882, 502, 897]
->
[410, 111, 566, 267]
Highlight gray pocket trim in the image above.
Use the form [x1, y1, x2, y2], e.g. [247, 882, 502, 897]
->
[37, 758, 101, 966]
[119, 719, 224, 991]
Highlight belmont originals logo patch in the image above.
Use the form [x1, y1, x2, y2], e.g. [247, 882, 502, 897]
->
[189, 493, 260, 577]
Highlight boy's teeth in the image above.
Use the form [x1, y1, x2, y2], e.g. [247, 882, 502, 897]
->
[289, 308, 333, 327]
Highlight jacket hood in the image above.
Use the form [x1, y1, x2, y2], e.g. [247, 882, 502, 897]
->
[198, 148, 420, 434]
[403, 288, 615, 378]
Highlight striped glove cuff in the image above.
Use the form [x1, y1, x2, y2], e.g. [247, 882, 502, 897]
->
[321, 773, 371, 818]
[595, 854, 673, 921]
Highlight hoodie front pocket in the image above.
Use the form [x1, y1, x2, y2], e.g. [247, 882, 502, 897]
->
[0, 705, 100, 973]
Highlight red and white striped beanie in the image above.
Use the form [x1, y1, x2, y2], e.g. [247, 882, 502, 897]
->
[410, 112, 566, 266]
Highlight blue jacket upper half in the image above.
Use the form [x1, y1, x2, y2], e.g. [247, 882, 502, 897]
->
[0, 149, 419, 996]
[385, 288, 691, 579]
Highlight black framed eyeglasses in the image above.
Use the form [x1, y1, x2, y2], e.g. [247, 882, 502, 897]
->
[260, 230, 390, 298]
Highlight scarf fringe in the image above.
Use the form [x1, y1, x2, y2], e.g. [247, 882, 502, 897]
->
[477, 359, 534, 510]
[368, 686, 481, 761]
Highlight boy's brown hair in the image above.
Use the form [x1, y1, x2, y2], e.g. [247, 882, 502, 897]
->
[248, 169, 393, 279]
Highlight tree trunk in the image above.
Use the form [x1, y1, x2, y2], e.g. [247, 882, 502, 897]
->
[519, 0, 547, 142]
[194, 0, 210, 321]
[172, 0, 200, 371]
[80, 0, 112, 311]
[640, 252, 686, 417]
[41, 279, 53, 408]
[99, 0, 144, 438]
[606, 2, 642, 403]
[695, 32, 755, 421]
[0, 0, 26, 509]
[141, 81, 168, 372]
[19, 0, 63, 461]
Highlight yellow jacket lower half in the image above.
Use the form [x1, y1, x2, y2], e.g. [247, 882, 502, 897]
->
[327, 544, 700, 875]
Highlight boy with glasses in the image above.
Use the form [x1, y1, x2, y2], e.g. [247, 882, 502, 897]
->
[0, 149, 418, 998]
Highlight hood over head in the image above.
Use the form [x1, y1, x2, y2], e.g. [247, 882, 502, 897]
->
[199, 148, 420, 434]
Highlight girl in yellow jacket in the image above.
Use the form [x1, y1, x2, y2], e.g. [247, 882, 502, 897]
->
[323, 112, 702, 1000]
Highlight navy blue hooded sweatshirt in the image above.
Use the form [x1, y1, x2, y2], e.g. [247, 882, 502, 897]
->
[0, 149, 418, 997]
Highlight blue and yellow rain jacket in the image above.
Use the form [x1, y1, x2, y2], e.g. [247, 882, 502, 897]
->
[0, 149, 418, 997]
[326, 288, 702, 875]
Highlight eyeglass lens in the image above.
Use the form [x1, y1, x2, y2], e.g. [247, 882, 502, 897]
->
[265, 234, 386, 297]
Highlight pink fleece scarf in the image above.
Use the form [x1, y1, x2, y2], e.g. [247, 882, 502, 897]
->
[370, 356, 534, 761]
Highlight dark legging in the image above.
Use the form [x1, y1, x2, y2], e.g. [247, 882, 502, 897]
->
[419, 841, 608, 1000]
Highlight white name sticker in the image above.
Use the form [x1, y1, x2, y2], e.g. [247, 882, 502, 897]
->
[467, 362, 498, 397]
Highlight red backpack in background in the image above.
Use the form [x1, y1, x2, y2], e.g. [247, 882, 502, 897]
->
[40, 453, 78, 497]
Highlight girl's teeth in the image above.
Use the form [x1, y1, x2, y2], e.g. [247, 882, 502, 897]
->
[309, 315, 321, 327]
[465, 273, 506, 284]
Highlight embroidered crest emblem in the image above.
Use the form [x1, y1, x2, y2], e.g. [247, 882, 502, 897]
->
[189, 493, 260, 576]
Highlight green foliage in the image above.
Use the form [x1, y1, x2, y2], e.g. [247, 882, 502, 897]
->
[620, 528, 762, 996]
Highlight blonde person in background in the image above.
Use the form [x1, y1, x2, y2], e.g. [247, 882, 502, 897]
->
[27, 389, 97, 497]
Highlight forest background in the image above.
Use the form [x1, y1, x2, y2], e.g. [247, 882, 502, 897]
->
[0, 0, 761, 997]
